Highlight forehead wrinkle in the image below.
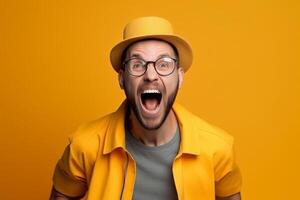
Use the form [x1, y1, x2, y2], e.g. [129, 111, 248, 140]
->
[126, 40, 176, 60]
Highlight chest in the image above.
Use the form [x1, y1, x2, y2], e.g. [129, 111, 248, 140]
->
[86, 151, 216, 200]
[126, 133, 179, 200]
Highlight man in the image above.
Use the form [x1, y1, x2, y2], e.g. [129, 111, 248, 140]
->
[50, 16, 242, 200]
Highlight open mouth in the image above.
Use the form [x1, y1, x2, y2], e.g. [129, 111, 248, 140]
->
[140, 89, 162, 111]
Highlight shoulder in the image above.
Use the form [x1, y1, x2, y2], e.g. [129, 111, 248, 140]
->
[184, 108, 236, 172]
[193, 115, 234, 149]
[174, 103, 234, 154]
[67, 113, 113, 159]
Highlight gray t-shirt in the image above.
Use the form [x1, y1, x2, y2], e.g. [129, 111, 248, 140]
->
[125, 126, 180, 200]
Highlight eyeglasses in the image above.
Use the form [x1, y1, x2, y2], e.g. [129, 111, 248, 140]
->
[123, 56, 178, 77]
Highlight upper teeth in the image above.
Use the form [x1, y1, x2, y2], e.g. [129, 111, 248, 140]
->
[142, 89, 160, 94]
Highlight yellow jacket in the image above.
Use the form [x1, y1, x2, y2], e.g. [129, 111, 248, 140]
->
[53, 101, 242, 199]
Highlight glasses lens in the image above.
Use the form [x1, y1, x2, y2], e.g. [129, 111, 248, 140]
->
[156, 57, 175, 75]
[127, 59, 145, 76]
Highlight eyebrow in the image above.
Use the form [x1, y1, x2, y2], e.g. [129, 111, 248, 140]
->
[130, 53, 143, 59]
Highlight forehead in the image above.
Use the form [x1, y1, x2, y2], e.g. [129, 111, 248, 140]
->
[126, 39, 176, 58]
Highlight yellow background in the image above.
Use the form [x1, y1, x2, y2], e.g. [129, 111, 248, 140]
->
[0, 0, 299, 199]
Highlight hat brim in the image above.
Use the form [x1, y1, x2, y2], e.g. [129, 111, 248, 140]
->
[110, 34, 193, 73]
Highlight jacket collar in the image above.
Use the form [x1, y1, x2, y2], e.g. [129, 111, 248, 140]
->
[103, 100, 201, 156]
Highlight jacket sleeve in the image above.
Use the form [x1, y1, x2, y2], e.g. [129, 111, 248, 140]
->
[214, 138, 242, 197]
[52, 137, 88, 197]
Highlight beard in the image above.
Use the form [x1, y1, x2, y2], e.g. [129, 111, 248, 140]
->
[124, 78, 179, 131]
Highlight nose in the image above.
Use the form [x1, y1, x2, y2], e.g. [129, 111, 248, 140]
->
[143, 63, 159, 82]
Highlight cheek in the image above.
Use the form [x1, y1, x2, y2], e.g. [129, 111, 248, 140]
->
[163, 76, 179, 95]
[123, 76, 139, 96]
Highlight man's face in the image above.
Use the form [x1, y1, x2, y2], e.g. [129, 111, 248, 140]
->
[119, 40, 184, 130]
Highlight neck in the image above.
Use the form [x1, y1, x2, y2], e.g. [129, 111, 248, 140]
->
[127, 109, 178, 147]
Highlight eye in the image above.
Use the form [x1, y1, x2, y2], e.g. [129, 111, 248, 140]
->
[132, 62, 143, 69]
[157, 59, 172, 71]
[158, 62, 169, 68]
[129, 59, 145, 71]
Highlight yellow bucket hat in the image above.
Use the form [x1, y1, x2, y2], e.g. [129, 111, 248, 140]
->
[110, 16, 193, 73]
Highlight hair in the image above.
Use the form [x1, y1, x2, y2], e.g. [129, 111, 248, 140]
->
[120, 38, 179, 69]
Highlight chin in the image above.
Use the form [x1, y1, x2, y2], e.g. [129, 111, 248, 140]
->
[140, 119, 164, 130]
[137, 108, 170, 130]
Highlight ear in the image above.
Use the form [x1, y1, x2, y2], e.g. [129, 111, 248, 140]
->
[178, 67, 184, 89]
[118, 69, 124, 89]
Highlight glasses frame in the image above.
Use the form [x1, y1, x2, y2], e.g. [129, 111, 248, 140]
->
[123, 56, 178, 77]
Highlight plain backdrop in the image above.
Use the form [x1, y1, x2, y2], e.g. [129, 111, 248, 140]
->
[0, 0, 299, 199]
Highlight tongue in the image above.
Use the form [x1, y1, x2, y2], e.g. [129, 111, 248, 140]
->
[144, 98, 158, 110]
